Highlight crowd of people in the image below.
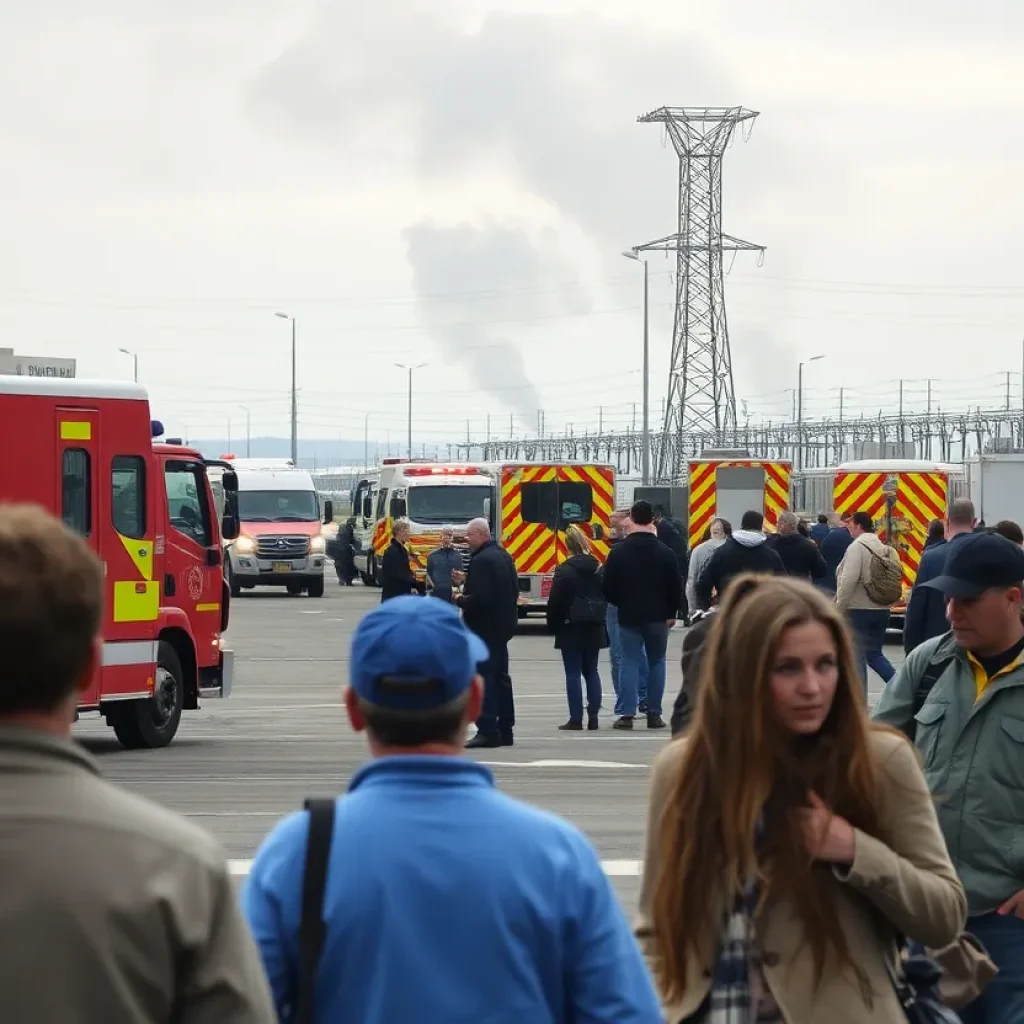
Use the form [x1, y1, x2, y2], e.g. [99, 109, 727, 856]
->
[2, 496, 1021, 1022]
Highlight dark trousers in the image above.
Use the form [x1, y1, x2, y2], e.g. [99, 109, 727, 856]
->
[847, 608, 895, 690]
[475, 640, 514, 739]
[561, 647, 602, 723]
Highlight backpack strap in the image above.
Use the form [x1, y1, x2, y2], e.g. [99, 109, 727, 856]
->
[904, 633, 957, 741]
[294, 798, 336, 1024]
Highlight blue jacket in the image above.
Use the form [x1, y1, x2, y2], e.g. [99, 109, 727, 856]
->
[818, 527, 853, 592]
[241, 756, 662, 1024]
[810, 522, 830, 546]
[903, 532, 971, 654]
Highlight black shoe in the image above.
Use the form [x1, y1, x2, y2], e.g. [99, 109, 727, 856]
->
[647, 715, 667, 729]
[587, 714, 599, 731]
[500, 731, 514, 747]
[558, 720, 583, 731]
[612, 716, 634, 730]
[465, 732, 502, 749]
[638, 704, 648, 715]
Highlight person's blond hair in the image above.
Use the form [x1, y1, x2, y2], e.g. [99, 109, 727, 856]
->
[564, 524, 591, 556]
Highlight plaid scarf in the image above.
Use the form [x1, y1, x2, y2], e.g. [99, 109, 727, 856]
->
[703, 881, 761, 1023]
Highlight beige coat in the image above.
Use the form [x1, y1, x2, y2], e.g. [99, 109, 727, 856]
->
[836, 531, 895, 610]
[0, 726, 276, 1024]
[635, 729, 966, 1024]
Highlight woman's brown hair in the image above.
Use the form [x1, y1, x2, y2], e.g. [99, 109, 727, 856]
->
[651, 574, 883, 1002]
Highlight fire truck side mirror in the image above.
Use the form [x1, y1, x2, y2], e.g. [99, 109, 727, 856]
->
[221, 512, 239, 542]
[221, 470, 238, 492]
[322, 499, 334, 525]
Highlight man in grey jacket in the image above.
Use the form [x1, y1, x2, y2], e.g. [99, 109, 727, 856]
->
[873, 532, 1024, 1024]
[426, 527, 464, 603]
[0, 504, 275, 1024]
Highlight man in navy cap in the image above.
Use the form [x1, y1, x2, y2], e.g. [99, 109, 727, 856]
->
[241, 596, 662, 1024]
[874, 532, 1024, 1023]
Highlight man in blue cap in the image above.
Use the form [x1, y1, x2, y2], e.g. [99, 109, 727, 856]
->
[874, 532, 1024, 1023]
[241, 595, 662, 1024]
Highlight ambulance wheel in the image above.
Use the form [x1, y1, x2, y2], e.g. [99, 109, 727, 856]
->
[307, 577, 325, 598]
[286, 582, 304, 596]
[110, 641, 184, 750]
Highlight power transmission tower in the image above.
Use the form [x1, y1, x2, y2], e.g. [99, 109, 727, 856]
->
[634, 106, 764, 480]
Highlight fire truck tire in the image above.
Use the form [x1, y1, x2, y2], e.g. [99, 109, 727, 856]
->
[225, 559, 241, 598]
[110, 641, 184, 750]
[307, 577, 325, 598]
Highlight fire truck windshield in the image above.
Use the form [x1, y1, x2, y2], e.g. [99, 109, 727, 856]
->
[407, 485, 490, 525]
[237, 490, 319, 523]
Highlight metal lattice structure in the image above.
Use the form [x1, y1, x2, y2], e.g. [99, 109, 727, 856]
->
[634, 106, 764, 481]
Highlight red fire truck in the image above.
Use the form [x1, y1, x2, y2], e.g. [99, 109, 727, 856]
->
[0, 376, 240, 749]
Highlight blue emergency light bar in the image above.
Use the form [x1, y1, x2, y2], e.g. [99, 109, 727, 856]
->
[151, 420, 165, 438]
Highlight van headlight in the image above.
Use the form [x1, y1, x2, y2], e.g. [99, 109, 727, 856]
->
[234, 535, 255, 555]
[310, 536, 326, 554]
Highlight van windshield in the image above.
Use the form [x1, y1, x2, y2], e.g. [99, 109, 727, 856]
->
[407, 485, 490, 525]
[238, 490, 319, 522]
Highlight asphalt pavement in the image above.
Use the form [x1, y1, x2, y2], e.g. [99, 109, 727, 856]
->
[73, 582, 902, 912]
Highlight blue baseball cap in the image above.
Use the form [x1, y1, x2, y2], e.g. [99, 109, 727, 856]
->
[350, 595, 489, 710]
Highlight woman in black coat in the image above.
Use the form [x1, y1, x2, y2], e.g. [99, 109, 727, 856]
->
[545, 525, 607, 731]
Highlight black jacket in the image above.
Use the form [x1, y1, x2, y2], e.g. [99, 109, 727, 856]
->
[819, 527, 853, 593]
[459, 540, 520, 644]
[768, 532, 827, 582]
[545, 554, 608, 652]
[670, 609, 717, 735]
[601, 532, 681, 628]
[380, 538, 424, 601]
[694, 532, 785, 610]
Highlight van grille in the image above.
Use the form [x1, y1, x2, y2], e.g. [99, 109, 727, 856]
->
[255, 535, 309, 559]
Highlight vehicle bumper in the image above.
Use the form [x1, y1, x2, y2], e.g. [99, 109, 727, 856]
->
[231, 554, 325, 585]
[516, 574, 551, 612]
[200, 648, 233, 699]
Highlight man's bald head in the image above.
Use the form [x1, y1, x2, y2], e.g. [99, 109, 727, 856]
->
[947, 498, 977, 532]
[466, 518, 491, 551]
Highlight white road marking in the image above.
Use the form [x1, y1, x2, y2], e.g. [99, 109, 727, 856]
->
[227, 858, 641, 878]
[297, 610, 325, 615]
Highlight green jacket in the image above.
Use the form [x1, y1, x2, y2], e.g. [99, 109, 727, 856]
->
[872, 630, 1024, 916]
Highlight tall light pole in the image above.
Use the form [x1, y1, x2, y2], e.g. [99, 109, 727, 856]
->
[275, 312, 298, 465]
[118, 347, 138, 383]
[797, 354, 824, 509]
[622, 249, 650, 485]
[238, 405, 251, 458]
[395, 362, 428, 460]
[364, 411, 370, 470]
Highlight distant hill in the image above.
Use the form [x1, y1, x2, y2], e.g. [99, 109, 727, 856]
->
[186, 437, 452, 469]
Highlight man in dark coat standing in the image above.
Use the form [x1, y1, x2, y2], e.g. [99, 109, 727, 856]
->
[768, 510, 827, 582]
[819, 512, 854, 593]
[380, 519, 425, 602]
[458, 518, 521, 748]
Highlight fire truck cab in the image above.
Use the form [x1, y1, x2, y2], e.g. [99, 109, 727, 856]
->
[0, 376, 240, 749]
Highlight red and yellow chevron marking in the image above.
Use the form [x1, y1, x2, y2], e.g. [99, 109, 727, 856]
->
[687, 460, 793, 549]
[371, 517, 392, 557]
[833, 472, 887, 522]
[500, 463, 615, 576]
[894, 472, 948, 591]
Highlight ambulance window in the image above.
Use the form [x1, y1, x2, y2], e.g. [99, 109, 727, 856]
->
[375, 489, 388, 520]
[61, 449, 91, 538]
[111, 456, 146, 539]
[557, 482, 592, 526]
[164, 461, 212, 547]
[520, 482, 558, 528]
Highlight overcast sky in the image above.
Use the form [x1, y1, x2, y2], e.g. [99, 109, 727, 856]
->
[2, 0, 1023, 448]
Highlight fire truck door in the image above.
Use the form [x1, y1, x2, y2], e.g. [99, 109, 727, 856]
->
[55, 407, 101, 704]
[163, 458, 222, 662]
[715, 466, 765, 529]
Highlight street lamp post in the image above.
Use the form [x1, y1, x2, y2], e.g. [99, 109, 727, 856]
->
[622, 249, 650, 485]
[797, 354, 825, 509]
[395, 362, 428, 460]
[239, 405, 251, 458]
[275, 312, 298, 465]
[364, 412, 370, 470]
[118, 347, 138, 383]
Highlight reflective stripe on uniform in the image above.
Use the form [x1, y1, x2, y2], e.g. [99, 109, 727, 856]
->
[101, 640, 158, 667]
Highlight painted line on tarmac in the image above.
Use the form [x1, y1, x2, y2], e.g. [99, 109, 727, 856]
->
[227, 858, 642, 878]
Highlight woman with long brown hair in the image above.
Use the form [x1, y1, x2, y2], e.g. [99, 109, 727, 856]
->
[635, 574, 966, 1023]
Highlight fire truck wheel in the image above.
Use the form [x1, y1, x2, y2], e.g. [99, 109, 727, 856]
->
[307, 577, 325, 598]
[225, 559, 241, 598]
[110, 641, 184, 750]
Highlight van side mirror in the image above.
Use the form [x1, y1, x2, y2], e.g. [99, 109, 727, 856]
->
[221, 513, 239, 541]
[322, 499, 334, 524]
[222, 470, 238, 493]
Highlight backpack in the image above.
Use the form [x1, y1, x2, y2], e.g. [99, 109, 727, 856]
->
[567, 565, 607, 624]
[864, 543, 903, 606]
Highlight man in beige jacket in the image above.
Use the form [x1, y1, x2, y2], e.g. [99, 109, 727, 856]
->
[0, 504, 276, 1024]
[836, 510, 897, 688]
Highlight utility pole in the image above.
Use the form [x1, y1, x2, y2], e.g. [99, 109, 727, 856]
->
[238, 405, 251, 458]
[598, 405, 604, 433]
[363, 412, 370, 470]
[486, 414, 491, 443]
[394, 362, 427, 460]
[839, 387, 845, 424]
[796, 356, 824, 505]
[275, 313, 298, 465]
[621, 249, 651, 485]
[927, 379, 932, 416]
[1007, 371, 1012, 411]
